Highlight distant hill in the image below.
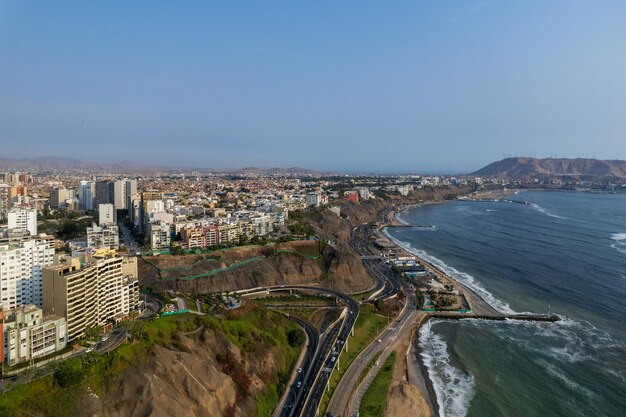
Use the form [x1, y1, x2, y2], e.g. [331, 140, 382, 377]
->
[0, 156, 322, 175]
[0, 156, 150, 173]
[228, 166, 320, 176]
[473, 157, 626, 180]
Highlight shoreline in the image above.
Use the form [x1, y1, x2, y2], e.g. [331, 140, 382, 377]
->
[376, 193, 562, 416]
[378, 197, 510, 416]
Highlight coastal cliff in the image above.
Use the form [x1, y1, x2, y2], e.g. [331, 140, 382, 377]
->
[138, 241, 374, 293]
[0, 305, 302, 417]
[311, 186, 471, 244]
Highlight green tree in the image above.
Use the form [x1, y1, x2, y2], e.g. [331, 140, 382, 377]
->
[286, 329, 305, 348]
[54, 358, 85, 388]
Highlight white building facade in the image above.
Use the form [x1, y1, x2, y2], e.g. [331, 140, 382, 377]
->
[0, 236, 55, 310]
[8, 207, 37, 236]
[1, 305, 67, 366]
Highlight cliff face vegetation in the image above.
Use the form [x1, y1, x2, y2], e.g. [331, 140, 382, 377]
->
[311, 186, 471, 245]
[0, 305, 302, 417]
[138, 240, 375, 293]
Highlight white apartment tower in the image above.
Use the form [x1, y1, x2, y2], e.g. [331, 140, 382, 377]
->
[8, 207, 38, 236]
[148, 220, 171, 249]
[98, 203, 117, 225]
[0, 184, 9, 219]
[0, 235, 55, 310]
[112, 180, 126, 210]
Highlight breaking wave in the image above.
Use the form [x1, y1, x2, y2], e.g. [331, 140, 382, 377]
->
[419, 320, 475, 417]
[383, 229, 517, 314]
[529, 202, 566, 219]
[610, 233, 626, 254]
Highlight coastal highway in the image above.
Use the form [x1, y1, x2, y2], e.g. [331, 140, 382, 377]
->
[326, 260, 418, 417]
[351, 223, 402, 300]
[96, 328, 127, 354]
[324, 215, 417, 417]
[349, 225, 386, 298]
[277, 315, 320, 417]
[327, 262, 419, 416]
[299, 294, 359, 417]
[290, 319, 343, 417]
[240, 285, 359, 417]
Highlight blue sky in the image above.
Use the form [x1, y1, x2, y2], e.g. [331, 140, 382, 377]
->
[1, 1, 625, 173]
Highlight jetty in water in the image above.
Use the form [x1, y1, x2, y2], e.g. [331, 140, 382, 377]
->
[432, 312, 561, 322]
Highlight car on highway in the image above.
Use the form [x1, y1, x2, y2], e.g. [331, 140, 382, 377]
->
[331, 356, 336, 362]
[101, 336, 109, 342]
[296, 381, 302, 388]
[297, 367, 302, 373]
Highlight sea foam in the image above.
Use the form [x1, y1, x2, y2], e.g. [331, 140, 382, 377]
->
[529, 202, 566, 219]
[419, 320, 475, 417]
[610, 233, 626, 241]
[610, 233, 626, 253]
[383, 228, 517, 315]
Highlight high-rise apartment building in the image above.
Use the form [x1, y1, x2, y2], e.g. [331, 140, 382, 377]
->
[98, 203, 117, 225]
[0, 184, 9, 219]
[124, 180, 137, 212]
[49, 187, 74, 209]
[129, 193, 141, 226]
[148, 220, 171, 249]
[139, 190, 164, 233]
[43, 255, 139, 341]
[7, 207, 38, 236]
[112, 180, 126, 210]
[0, 234, 55, 310]
[78, 181, 95, 211]
[305, 192, 321, 207]
[94, 180, 113, 207]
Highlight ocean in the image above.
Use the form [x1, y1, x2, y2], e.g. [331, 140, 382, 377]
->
[387, 191, 626, 417]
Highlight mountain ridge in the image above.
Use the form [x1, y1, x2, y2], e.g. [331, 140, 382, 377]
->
[472, 157, 626, 180]
[0, 156, 321, 175]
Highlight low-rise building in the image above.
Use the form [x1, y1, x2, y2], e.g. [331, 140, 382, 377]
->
[148, 220, 171, 249]
[0, 305, 67, 366]
[87, 223, 120, 250]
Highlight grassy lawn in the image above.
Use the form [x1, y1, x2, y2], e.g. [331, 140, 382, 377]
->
[277, 307, 320, 320]
[318, 304, 390, 414]
[359, 351, 397, 417]
[257, 294, 337, 304]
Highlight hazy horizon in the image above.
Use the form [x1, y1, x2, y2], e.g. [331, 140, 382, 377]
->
[2, 1, 626, 172]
